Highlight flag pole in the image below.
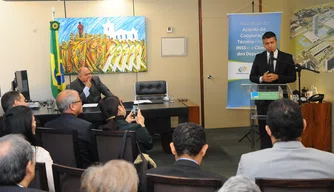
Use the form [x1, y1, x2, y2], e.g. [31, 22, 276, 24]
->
[52, 7, 55, 21]
[62, 0, 72, 89]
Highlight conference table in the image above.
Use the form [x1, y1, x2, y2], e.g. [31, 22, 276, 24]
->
[33, 100, 200, 152]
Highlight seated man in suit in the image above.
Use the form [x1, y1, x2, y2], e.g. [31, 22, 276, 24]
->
[1, 91, 28, 113]
[0, 134, 45, 192]
[69, 67, 113, 104]
[44, 90, 94, 168]
[146, 122, 226, 180]
[237, 98, 334, 181]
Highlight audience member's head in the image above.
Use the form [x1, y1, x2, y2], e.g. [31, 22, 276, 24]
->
[56, 90, 83, 116]
[98, 96, 122, 130]
[266, 98, 305, 143]
[98, 96, 121, 119]
[1, 91, 27, 112]
[0, 134, 35, 187]
[78, 67, 92, 83]
[0, 106, 36, 145]
[170, 122, 208, 165]
[218, 175, 261, 192]
[81, 159, 138, 192]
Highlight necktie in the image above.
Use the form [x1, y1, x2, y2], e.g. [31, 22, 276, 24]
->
[269, 52, 274, 73]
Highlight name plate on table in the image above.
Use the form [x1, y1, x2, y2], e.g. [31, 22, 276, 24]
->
[251, 92, 279, 100]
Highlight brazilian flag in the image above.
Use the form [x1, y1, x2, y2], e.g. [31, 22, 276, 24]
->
[50, 21, 66, 98]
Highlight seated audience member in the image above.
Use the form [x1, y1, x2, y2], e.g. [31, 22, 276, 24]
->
[81, 159, 138, 192]
[98, 96, 153, 153]
[0, 134, 46, 192]
[0, 106, 54, 192]
[218, 175, 261, 192]
[146, 122, 226, 181]
[69, 67, 113, 104]
[237, 98, 334, 181]
[44, 90, 94, 168]
[1, 91, 27, 113]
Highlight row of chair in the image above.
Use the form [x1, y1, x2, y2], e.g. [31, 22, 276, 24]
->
[30, 163, 83, 192]
[35, 127, 138, 168]
[147, 175, 334, 192]
[30, 163, 334, 192]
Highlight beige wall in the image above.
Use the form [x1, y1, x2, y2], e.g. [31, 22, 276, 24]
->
[202, 0, 259, 128]
[0, 0, 200, 108]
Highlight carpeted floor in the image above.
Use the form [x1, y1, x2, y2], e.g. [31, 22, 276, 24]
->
[148, 127, 260, 178]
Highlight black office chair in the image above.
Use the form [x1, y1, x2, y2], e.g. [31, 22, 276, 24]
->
[256, 178, 334, 192]
[146, 173, 223, 192]
[29, 162, 49, 191]
[134, 80, 168, 101]
[36, 127, 82, 168]
[92, 129, 138, 163]
[52, 164, 84, 192]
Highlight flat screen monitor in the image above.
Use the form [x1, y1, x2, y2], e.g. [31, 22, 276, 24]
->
[14, 70, 30, 101]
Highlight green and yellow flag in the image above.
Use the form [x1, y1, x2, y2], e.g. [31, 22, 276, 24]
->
[50, 21, 66, 98]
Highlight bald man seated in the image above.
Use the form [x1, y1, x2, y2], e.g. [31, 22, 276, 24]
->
[69, 67, 113, 104]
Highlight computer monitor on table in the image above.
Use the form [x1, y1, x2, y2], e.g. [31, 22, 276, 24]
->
[12, 70, 31, 101]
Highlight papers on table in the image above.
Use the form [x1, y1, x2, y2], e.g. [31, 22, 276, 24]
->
[133, 100, 152, 104]
[82, 103, 98, 108]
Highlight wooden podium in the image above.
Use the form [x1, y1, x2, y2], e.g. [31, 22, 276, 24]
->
[301, 102, 331, 152]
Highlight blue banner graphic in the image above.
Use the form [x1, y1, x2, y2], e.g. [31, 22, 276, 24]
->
[227, 12, 282, 108]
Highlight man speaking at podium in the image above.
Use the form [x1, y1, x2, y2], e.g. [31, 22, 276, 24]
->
[249, 31, 296, 149]
[69, 67, 113, 104]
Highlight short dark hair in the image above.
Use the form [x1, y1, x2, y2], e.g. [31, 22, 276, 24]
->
[262, 31, 276, 40]
[266, 98, 303, 141]
[0, 106, 36, 145]
[98, 96, 120, 130]
[98, 96, 120, 120]
[172, 122, 206, 157]
[0, 134, 34, 185]
[1, 91, 21, 112]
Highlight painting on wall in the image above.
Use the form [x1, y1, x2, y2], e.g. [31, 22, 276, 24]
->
[290, 3, 334, 72]
[55, 16, 147, 74]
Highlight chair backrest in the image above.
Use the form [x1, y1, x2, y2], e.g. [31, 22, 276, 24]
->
[29, 162, 49, 191]
[36, 127, 82, 168]
[256, 178, 334, 192]
[52, 163, 84, 192]
[146, 173, 223, 192]
[134, 80, 168, 100]
[92, 129, 137, 163]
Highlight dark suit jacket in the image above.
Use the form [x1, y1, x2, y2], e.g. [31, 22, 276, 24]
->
[249, 50, 296, 84]
[146, 159, 226, 181]
[0, 186, 46, 192]
[142, 159, 226, 192]
[69, 76, 113, 104]
[44, 113, 94, 168]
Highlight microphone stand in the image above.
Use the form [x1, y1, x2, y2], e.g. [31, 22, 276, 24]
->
[273, 57, 320, 105]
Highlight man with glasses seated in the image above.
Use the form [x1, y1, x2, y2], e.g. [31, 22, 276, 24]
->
[44, 90, 94, 168]
[69, 67, 113, 104]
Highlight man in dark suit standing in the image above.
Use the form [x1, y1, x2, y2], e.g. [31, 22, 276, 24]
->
[249, 31, 296, 149]
[44, 90, 94, 168]
[146, 122, 226, 181]
[69, 67, 113, 104]
[0, 134, 46, 192]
